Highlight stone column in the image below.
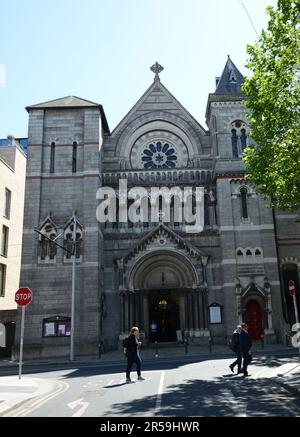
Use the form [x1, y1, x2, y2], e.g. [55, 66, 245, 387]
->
[120, 292, 125, 334]
[193, 293, 200, 330]
[202, 292, 208, 329]
[184, 295, 189, 330]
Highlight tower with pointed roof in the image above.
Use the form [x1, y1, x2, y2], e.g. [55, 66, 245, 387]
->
[15, 58, 293, 359]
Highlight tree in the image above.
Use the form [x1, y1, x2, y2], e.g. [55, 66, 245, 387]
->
[242, 0, 300, 210]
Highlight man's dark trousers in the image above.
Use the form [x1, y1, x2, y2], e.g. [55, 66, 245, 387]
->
[126, 351, 141, 378]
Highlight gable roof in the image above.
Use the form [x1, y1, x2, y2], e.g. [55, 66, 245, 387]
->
[26, 96, 110, 134]
[112, 79, 206, 135]
[215, 56, 244, 94]
[123, 223, 208, 265]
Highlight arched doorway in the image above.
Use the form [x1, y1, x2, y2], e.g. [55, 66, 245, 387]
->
[245, 300, 263, 340]
[149, 295, 180, 342]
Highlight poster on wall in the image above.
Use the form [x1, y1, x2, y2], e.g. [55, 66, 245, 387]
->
[209, 303, 222, 324]
[44, 322, 55, 337]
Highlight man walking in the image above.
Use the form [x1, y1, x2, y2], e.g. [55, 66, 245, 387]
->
[123, 326, 145, 383]
[240, 323, 252, 377]
[229, 325, 242, 374]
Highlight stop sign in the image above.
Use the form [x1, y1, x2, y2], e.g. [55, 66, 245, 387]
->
[15, 287, 32, 306]
[288, 280, 296, 296]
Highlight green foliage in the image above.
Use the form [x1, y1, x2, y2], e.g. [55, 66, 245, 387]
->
[242, 0, 300, 210]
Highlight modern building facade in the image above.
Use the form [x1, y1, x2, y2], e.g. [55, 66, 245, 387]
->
[15, 58, 300, 359]
[0, 139, 26, 357]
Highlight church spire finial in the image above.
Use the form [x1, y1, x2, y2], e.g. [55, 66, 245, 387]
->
[150, 62, 164, 81]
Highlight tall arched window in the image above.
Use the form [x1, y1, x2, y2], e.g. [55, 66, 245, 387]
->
[50, 142, 55, 173]
[231, 129, 238, 158]
[241, 129, 247, 150]
[72, 142, 77, 173]
[240, 187, 248, 219]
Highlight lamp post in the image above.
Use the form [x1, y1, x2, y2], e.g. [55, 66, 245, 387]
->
[34, 212, 78, 361]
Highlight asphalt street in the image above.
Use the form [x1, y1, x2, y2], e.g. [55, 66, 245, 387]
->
[1, 353, 300, 417]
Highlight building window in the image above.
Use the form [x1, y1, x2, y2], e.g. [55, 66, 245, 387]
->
[231, 129, 238, 158]
[141, 141, 178, 169]
[72, 142, 77, 173]
[240, 187, 248, 219]
[50, 142, 55, 173]
[1, 225, 9, 257]
[38, 219, 57, 263]
[42, 316, 71, 337]
[3, 188, 11, 219]
[64, 220, 82, 260]
[0, 264, 6, 297]
[241, 129, 247, 150]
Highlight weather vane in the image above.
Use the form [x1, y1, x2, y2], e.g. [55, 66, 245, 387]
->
[150, 62, 164, 81]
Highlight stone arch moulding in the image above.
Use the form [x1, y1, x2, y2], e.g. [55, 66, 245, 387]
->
[280, 257, 299, 267]
[115, 112, 202, 159]
[126, 249, 199, 291]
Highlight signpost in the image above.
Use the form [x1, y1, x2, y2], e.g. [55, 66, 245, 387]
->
[15, 287, 32, 379]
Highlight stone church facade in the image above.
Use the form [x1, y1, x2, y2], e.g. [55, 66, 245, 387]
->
[15, 58, 300, 358]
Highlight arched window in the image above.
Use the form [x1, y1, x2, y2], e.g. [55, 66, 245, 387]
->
[255, 248, 262, 256]
[246, 249, 252, 256]
[237, 249, 243, 257]
[241, 129, 247, 150]
[64, 220, 83, 260]
[50, 142, 55, 173]
[72, 142, 77, 173]
[231, 129, 238, 158]
[240, 187, 248, 219]
[38, 218, 57, 262]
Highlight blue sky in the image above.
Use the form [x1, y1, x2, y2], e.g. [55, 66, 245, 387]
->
[0, 0, 276, 137]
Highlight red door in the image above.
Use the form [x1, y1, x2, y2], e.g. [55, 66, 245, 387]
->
[245, 300, 263, 340]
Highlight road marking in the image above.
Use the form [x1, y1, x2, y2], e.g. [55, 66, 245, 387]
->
[105, 379, 114, 387]
[221, 389, 247, 417]
[68, 398, 89, 417]
[14, 380, 69, 417]
[155, 371, 165, 414]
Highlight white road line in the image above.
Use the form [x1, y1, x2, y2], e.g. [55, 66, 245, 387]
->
[221, 389, 247, 417]
[155, 371, 165, 414]
[105, 379, 114, 387]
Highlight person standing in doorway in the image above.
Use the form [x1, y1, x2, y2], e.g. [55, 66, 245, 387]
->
[240, 323, 252, 377]
[123, 326, 145, 383]
[229, 325, 242, 374]
[150, 321, 158, 343]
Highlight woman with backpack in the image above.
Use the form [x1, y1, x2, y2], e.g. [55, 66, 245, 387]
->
[123, 326, 145, 383]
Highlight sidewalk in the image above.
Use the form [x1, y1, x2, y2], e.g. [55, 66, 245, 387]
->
[0, 376, 55, 416]
[0, 342, 297, 368]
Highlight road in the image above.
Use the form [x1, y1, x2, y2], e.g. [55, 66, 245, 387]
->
[1, 352, 300, 417]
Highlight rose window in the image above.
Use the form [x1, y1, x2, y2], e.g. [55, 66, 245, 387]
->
[141, 141, 178, 169]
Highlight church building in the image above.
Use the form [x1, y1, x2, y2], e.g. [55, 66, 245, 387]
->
[15, 58, 300, 358]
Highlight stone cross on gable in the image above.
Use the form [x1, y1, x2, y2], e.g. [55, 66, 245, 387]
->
[150, 62, 164, 81]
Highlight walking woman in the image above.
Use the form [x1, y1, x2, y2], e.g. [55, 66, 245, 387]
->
[123, 326, 145, 383]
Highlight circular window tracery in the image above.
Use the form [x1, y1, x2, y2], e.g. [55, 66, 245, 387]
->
[141, 141, 178, 169]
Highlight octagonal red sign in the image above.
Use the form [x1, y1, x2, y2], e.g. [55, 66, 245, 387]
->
[15, 287, 33, 306]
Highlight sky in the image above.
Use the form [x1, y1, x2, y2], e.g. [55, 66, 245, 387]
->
[0, 0, 277, 137]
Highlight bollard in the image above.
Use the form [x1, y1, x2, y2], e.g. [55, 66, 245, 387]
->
[155, 341, 158, 357]
[185, 339, 189, 354]
[261, 335, 264, 349]
[209, 337, 212, 353]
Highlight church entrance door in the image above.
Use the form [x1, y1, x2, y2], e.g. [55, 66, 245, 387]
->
[149, 294, 179, 342]
[245, 300, 263, 340]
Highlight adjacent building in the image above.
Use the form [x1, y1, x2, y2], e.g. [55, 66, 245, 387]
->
[15, 58, 300, 359]
[0, 138, 26, 357]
